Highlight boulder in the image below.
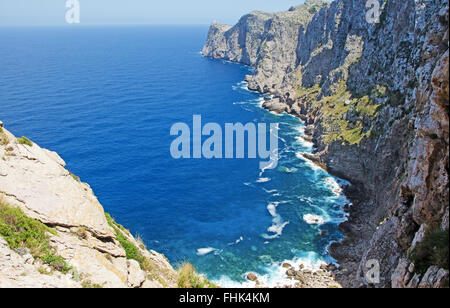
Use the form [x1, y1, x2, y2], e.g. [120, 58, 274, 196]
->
[127, 260, 146, 288]
[246, 273, 258, 282]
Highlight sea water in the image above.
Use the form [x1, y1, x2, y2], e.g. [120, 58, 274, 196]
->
[0, 26, 348, 287]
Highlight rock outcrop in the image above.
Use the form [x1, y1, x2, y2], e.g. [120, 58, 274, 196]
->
[203, 0, 449, 288]
[0, 127, 177, 288]
[0, 236, 81, 288]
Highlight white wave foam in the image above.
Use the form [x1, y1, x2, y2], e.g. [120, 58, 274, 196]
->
[267, 203, 277, 217]
[256, 177, 271, 183]
[196, 247, 217, 256]
[262, 202, 289, 239]
[231, 80, 260, 94]
[212, 251, 328, 288]
[295, 135, 314, 149]
[295, 125, 305, 135]
[228, 236, 244, 246]
[303, 214, 326, 225]
[278, 166, 298, 173]
[213, 275, 257, 288]
[255, 97, 264, 107]
[295, 152, 325, 172]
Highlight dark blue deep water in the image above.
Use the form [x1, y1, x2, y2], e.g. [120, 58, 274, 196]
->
[0, 26, 348, 286]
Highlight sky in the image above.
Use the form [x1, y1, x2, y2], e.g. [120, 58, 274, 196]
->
[0, 0, 312, 26]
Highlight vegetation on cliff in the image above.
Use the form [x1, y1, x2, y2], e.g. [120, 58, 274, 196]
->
[0, 199, 72, 274]
[177, 262, 218, 288]
[410, 227, 449, 275]
[105, 212, 149, 269]
[105, 212, 215, 288]
[0, 128, 10, 146]
[17, 136, 33, 147]
[296, 80, 382, 145]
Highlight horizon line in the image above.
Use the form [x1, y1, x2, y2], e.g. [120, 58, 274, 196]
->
[0, 23, 216, 27]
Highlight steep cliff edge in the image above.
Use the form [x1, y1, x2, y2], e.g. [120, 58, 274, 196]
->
[203, 0, 449, 288]
[0, 125, 177, 288]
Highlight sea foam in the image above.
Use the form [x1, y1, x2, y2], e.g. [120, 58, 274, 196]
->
[196, 247, 217, 256]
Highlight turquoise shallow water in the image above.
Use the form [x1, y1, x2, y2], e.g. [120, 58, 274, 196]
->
[0, 25, 348, 286]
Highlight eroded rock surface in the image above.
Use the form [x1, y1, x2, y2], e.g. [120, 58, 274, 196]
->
[0, 237, 81, 288]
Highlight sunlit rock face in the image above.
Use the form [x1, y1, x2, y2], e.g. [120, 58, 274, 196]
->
[204, 0, 449, 288]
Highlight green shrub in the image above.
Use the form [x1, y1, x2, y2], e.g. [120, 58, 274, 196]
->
[81, 280, 103, 288]
[308, 7, 318, 14]
[41, 254, 73, 274]
[0, 130, 9, 146]
[106, 212, 204, 287]
[105, 213, 146, 267]
[69, 171, 81, 182]
[428, 133, 439, 140]
[17, 136, 33, 147]
[0, 199, 72, 274]
[177, 262, 218, 288]
[411, 227, 449, 274]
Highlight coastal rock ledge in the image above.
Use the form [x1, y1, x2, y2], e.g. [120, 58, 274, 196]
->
[0, 126, 177, 288]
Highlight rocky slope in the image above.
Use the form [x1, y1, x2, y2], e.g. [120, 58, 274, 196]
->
[0, 125, 177, 288]
[203, 0, 449, 288]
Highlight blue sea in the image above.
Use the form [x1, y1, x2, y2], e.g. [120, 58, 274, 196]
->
[0, 26, 348, 286]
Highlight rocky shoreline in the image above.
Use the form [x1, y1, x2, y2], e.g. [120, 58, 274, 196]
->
[203, 0, 449, 288]
[240, 83, 362, 289]
[246, 263, 342, 288]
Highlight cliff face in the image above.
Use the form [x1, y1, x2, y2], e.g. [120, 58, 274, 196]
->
[203, 0, 449, 288]
[0, 126, 177, 288]
[203, 1, 330, 96]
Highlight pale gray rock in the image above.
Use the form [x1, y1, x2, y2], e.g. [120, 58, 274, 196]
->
[418, 266, 449, 288]
[392, 259, 410, 288]
[127, 259, 146, 288]
[0, 128, 114, 239]
[0, 236, 81, 288]
[262, 98, 290, 114]
[410, 224, 427, 252]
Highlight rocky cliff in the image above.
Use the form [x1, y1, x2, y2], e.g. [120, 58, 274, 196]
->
[203, 0, 449, 288]
[0, 125, 177, 288]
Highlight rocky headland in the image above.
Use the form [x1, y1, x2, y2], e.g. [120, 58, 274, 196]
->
[203, 0, 449, 288]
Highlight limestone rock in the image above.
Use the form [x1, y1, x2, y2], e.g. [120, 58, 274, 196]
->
[0, 236, 81, 288]
[262, 98, 290, 114]
[127, 260, 146, 288]
[0, 128, 114, 239]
